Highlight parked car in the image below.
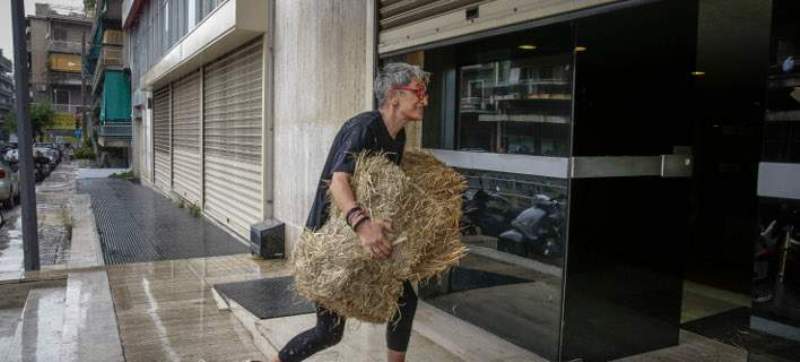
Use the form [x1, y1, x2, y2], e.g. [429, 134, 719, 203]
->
[43, 148, 60, 167]
[0, 160, 20, 208]
[33, 148, 52, 181]
[36, 143, 62, 164]
[4, 148, 18, 163]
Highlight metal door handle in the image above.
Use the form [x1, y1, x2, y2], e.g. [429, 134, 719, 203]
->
[570, 154, 692, 178]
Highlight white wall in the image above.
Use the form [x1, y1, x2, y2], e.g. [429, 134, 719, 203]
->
[272, 0, 374, 256]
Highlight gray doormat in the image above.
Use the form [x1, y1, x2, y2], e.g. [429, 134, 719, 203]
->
[215, 276, 315, 319]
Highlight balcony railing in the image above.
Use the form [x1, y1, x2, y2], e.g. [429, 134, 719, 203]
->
[48, 71, 84, 86]
[48, 40, 85, 54]
[51, 103, 83, 114]
[92, 45, 123, 93]
[98, 122, 132, 139]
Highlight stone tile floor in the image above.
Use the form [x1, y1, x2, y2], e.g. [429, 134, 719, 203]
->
[106, 255, 286, 362]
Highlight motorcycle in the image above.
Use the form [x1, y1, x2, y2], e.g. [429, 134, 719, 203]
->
[461, 188, 517, 237]
[497, 194, 566, 258]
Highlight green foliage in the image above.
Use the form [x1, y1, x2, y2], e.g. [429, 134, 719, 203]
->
[73, 147, 96, 159]
[188, 203, 202, 218]
[109, 170, 135, 180]
[3, 103, 56, 141]
[3, 111, 15, 137]
[84, 0, 96, 11]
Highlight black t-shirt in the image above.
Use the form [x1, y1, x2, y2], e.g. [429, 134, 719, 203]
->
[305, 111, 406, 230]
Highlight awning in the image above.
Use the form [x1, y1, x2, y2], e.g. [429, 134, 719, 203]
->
[100, 70, 131, 123]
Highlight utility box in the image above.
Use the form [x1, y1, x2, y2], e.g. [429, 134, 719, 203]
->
[250, 219, 284, 259]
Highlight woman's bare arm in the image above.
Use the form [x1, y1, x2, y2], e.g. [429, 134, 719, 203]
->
[330, 172, 393, 259]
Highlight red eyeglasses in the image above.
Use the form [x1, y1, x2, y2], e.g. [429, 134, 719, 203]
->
[392, 85, 428, 101]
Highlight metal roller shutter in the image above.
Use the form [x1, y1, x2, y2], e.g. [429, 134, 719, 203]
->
[153, 86, 171, 193]
[171, 70, 202, 205]
[203, 39, 263, 237]
[379, 0, 484, 30]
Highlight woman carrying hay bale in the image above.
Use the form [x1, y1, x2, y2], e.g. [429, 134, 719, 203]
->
[274, 63, 431, 362]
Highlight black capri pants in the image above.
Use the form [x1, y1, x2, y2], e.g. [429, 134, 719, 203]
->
[278, 281, 418, 362]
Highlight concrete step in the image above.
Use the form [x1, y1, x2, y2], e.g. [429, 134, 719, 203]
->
[60, 270, 124, 362]
[0, 283, 37, 361]
[6, 281, 68, 362]
[215, 283, 544, 361]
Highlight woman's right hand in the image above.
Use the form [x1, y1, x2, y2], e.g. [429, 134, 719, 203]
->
[356, 219, 393, 259]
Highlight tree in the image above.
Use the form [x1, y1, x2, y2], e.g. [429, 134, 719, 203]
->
[84, 0, 96, 12]
[3, 102, 56, 141]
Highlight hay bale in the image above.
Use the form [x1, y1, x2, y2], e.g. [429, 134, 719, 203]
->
[293, 150, 467, 322]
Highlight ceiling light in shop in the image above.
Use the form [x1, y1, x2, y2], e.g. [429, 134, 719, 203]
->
[575, 46, 587, 52]
[518, 44, 537, 50]
[691, 71, 706, 76]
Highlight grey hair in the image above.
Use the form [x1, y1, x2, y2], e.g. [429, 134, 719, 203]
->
[374, 62, 430, 107]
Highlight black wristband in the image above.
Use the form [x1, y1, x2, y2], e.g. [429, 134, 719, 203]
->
[352, 215, 370, 232]
[345, 206, 363, 227]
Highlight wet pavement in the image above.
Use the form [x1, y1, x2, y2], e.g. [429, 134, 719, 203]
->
[107, 255, 283, 361]
[78, 178, 248, 265]
[0, 161, 78, 280]
[0, 208, 24, 281]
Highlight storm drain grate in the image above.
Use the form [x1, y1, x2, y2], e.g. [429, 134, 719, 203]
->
[78, 178, 248, 265]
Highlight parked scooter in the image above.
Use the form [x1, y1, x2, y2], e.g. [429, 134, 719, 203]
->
[461, 188, 517, 237]
[497, 194, 566, 258]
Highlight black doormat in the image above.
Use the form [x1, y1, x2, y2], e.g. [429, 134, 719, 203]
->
[214, 276, 315, 319]
[448, 267, 533, 293]
[682, 307, 800, 361]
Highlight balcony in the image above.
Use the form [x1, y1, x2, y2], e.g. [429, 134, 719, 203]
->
[97, 121, 132, 148]
[98, 122, 131, 138]
[92, 45, 123, 93]
[48, 40, 85, 54]
[47, 71, 84, 86]
[51, 103, 83, 114]
[49, 53, 82, 73]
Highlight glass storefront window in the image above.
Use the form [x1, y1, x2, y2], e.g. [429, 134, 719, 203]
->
[419, 168, 567, 359]
[457, 57, 572, 155]
[419, 22, 574, 157]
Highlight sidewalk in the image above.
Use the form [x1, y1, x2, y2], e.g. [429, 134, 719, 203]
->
[0, 163, 751, 361]
[77, 177, 248, 264]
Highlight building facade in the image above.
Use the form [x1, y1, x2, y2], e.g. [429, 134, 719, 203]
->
[26, 3, 92, 142]
[124, 0, 799, 360]
[88, 0, 132, 166]
[0, 49, 14, 140]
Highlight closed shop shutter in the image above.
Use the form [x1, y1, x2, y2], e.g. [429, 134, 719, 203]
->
[153, 86, 171, 193]
[378, 0, 619, 54]
[171, 70, 202, 205]
[203, 39, 263, 237]
[379, 0, 483, 30]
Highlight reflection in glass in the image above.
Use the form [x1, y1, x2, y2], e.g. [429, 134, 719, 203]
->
[457, 58, 572, 156]
[420, 169, 567, 360]
[417, 22, 574, 157]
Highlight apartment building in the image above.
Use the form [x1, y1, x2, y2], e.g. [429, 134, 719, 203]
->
[0, 49, 13, 140]
[26, 3, 92, 141]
